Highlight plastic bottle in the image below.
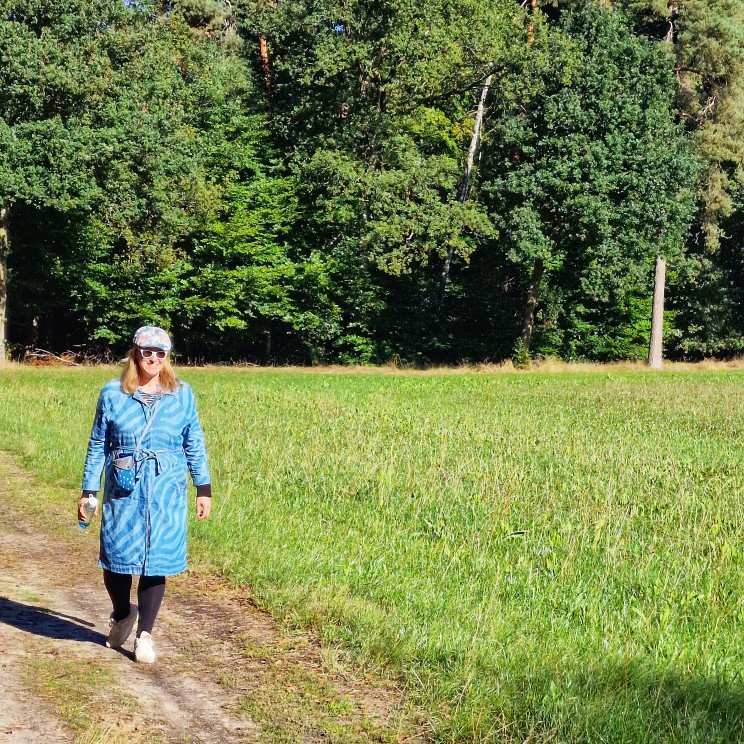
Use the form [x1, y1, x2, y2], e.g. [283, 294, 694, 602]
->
[78, 495, 98, 529]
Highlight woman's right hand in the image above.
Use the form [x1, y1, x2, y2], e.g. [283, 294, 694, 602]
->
[78, 495, 99, 521]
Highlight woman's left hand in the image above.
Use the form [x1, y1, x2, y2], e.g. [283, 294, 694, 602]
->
[195, 496, 211, 520]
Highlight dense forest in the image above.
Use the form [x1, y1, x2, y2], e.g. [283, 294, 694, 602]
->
[1, 0, 743, 364]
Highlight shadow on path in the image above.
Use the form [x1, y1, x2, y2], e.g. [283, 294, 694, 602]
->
[0, 595, 106, 645]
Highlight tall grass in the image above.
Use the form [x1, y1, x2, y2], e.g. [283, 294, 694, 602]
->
[2, 366, 744, 741]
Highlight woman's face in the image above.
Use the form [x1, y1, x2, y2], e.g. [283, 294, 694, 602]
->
[137, 347, 168, 377]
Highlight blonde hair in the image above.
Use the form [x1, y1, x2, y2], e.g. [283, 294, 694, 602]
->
[120, 347, 179, 395]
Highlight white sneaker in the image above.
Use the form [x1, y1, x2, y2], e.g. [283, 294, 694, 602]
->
[134, 632, 156, 664]
[106, 604, 138, 649]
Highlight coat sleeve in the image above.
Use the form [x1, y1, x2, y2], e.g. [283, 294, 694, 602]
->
[82, 388, 110, 491]
[180, 384, 211, 487]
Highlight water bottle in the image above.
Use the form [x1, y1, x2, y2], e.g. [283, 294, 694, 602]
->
[79, 495, 98, 529]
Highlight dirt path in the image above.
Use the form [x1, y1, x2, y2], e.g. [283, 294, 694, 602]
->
[0, 452, 422, 743]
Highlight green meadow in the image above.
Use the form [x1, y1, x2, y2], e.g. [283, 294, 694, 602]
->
[2, 366, 744, 742]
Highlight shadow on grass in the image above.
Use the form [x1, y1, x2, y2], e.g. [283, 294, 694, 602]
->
[0, 595, 106, 645]
[496, 660, 744, 743]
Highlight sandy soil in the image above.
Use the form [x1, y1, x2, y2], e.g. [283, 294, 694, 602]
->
[0, 452, 421, 743]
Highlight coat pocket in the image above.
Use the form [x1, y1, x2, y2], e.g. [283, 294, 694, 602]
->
[112, 451, 136, 492]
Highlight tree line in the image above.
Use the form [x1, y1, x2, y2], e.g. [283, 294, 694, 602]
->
[1, 0, 743, 364]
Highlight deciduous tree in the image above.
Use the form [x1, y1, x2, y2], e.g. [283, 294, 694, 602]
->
[480, 2, 696, 360]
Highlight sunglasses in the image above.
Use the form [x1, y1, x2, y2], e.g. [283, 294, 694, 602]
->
[139, 349, 167, 359]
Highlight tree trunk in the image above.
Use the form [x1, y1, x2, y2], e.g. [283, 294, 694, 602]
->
[437, 74, 493, 308]
[520, 257, 544, 355]
[259, 35, 271, 90]
[528, 0, 538, 44]
[0, 205, 9, 364]
[665, 2, 678, 43]
[648, 255, 666, 370]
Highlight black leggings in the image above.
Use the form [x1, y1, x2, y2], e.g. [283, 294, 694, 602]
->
[103, 569, 166, 636]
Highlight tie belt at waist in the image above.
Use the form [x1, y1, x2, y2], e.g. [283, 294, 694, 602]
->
[133, 448, 183, 476]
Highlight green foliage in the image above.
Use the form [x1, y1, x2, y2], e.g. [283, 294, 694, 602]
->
[5, 0, 744, 361]
[165, 0, 236, 37]
[241, 0, 527, 359]
[0, 0, 219, 343]
[480, 2, 697, 360]
[649, 0, 744, 250]
[4, 1, 307, 359]
[666, 197, 744, 359]
[0, 0, 120, 210]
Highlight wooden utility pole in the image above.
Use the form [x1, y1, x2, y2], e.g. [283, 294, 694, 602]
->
[0, 206, 8, 364]
[648, 255, 666, 369]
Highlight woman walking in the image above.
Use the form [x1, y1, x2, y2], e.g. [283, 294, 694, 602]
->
[78, 326, 212, 663]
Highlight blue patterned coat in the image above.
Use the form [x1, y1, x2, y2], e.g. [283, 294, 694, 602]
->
[82, 379, 211, 576]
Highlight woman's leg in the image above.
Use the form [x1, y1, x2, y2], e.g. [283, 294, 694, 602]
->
[103, 570, 138, 649]
[137, 575, 166, 636]
[103, 569, 133, 621]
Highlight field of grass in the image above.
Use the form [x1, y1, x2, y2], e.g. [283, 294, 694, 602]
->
[1, 365, 744, 742]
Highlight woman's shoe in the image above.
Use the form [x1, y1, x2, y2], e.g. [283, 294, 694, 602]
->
[106, 604, 138, 649]
[134, 632, 156, 664]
